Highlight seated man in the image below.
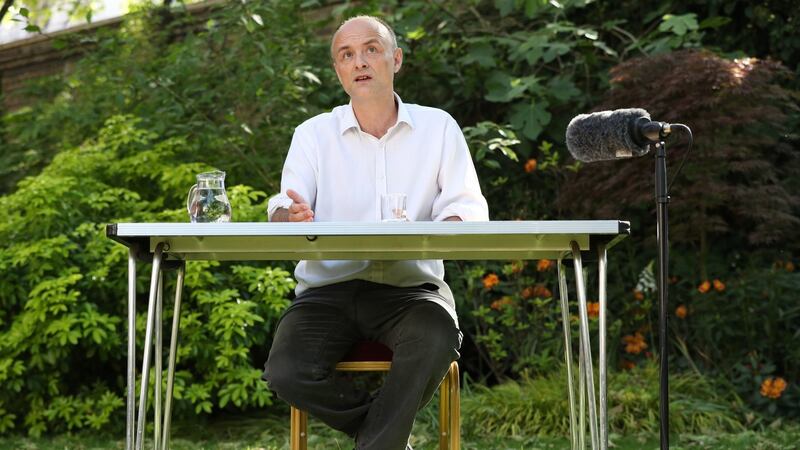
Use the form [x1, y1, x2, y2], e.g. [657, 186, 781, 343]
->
[263, 15, 489, 450]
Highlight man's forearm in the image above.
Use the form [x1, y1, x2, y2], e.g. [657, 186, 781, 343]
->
[271, 207, 290, 222]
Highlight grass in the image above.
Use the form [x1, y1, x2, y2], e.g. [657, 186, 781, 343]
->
[2, 426, 799, 450]
[1, 364, 796, 449]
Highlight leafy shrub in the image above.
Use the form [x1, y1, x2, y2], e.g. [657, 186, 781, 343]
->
[0, 115, 296, 435]
[461, 362, 746, 438]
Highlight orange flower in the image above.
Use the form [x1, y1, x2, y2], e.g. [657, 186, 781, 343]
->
[490, 296, 514, 310]
[536, 259, 553, 272]
[713, 279, 725, 292]
[623, 333, 648, 354]
[532, 285, 552, 299]
[524, 158, 537, 173]
[786, 261, 795, 272]
[620, 360, 636, 370]
[510, 261, 525, 274]
[675, 304, 687, 319]
[521, 286, 535, 299]
[482, 273, 500, 290]
[760, 377, 788, 399]
[633, 290, 644, 301]
[586, 302, 600, 318]
[697, 280, 711, 294]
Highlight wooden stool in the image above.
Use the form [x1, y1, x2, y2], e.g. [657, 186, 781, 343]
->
[290, 341, 460, 450]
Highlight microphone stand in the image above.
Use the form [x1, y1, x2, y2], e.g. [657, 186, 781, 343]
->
[654, 140, 670, 449]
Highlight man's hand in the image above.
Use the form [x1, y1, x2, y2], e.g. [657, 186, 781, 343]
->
[272, 189, 314, 222]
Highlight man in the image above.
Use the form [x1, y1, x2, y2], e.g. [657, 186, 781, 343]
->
[263, 15, 489, 449]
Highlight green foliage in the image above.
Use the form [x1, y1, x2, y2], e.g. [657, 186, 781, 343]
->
[461, 362, 746, 438]
[0, 112, 296, 434]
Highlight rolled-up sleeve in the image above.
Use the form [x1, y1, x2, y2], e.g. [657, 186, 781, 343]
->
[431, 116, 490, 222]
[267, 124, 318, 221]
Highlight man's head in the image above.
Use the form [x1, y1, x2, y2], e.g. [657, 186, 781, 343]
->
[330, 16, 403, 102]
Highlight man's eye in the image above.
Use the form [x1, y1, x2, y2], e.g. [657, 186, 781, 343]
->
[367, 46, 377, 53]
[342, 52, 352, 60]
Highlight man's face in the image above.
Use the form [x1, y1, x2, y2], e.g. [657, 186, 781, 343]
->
[331, 18, 402, 102]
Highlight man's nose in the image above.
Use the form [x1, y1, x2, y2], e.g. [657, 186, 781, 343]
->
[354, 52, 369, 68]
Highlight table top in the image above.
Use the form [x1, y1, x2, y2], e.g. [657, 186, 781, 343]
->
[106, 221, 630, 261]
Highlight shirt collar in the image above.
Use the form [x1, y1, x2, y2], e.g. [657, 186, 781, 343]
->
[339, 92, 415, 135]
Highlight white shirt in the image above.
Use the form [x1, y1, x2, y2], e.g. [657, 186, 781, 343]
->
[267, 94, 489, 323]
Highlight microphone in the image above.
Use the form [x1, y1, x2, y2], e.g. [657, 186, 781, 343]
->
[565, 108, 673, 162]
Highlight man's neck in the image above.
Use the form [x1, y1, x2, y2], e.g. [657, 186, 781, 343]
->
[351, 93, 398, 139]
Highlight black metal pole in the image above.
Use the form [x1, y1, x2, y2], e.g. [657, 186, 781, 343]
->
[655, 140, 670, 449]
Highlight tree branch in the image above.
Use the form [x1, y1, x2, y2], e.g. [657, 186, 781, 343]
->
[0, 0, 15, 25]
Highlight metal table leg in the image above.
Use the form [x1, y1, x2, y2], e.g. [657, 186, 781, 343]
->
[127, 249, 137, 450]
[162, 262, 186, 450]
[579, 345, 586, 450]
[154, 273, 163, 449]
[558, 259, 578, 450]
[571, 241, 599, 449]
[135, 242, 165, 450]
[598, 244, 608, 450]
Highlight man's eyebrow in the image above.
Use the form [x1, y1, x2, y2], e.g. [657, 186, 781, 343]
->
[336, 38, 383, 54]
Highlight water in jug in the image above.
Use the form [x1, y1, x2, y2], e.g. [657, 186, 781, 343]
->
[186, 171, 232, 223]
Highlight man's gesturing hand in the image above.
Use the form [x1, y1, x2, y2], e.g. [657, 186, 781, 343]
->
[284, 189, 314, 222]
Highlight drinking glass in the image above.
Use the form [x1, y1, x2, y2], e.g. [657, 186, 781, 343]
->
[381, 193, 408, 222]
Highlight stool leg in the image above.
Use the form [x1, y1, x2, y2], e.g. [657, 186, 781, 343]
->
[439, 373, 449, 450]
[449, 362, 460, 450]
[291, 407, 308, 450]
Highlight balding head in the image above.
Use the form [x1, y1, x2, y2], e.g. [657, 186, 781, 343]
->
[331, 15, 397, 61]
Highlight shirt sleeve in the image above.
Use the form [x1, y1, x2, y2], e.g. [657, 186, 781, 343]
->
[267, 124, 318, 221]
[431, 116, 490, 222]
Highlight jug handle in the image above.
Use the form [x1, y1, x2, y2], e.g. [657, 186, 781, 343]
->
[186, 184, 198, 215]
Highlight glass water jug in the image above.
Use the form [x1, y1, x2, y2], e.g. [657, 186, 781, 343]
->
[186, 171, 232, 223]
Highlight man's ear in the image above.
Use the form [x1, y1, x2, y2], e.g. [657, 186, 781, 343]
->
[393, 47, 403, 73]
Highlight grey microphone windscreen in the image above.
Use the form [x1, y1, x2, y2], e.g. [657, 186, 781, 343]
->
[565, 108, 651, 162]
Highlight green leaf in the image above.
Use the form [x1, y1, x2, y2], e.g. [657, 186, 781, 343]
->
[495, 0, 516, 17]
[546, 77, 580, 103]
[699, 16, 732, 30]
[509, 100, 551, 141]
[405, 26, 426, 41]
[659, 13, 699, 36]
[542, 42, 571, 63]
[24, 24, 41, 33]
[460, 42, 496, 68]
[525, 0, 548, 18]
[19, 8, 29, 17]
[485, 72, 535, 103]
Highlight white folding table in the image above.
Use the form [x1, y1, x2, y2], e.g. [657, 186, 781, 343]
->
[107, 220, 629, 450]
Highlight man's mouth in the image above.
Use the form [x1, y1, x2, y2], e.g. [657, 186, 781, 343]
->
[354, 75, 372, 82]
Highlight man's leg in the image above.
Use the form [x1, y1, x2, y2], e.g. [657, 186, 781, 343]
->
[354, 283, 462, 450]
[262, 281, 372, 435]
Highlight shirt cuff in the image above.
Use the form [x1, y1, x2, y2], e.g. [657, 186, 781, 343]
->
[267, 194, 294, 221]
[434, 202, 490, 222]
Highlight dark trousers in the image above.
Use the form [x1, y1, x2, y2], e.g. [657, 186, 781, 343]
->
[263, 279, 462, 450]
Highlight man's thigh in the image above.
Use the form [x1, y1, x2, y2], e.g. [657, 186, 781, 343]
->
[356, 282, 462, 356]
[267, 281, 362, 378]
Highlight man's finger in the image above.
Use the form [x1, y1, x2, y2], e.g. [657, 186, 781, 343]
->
[286, 189, 307, 205]
[288, 202, 309, 213]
